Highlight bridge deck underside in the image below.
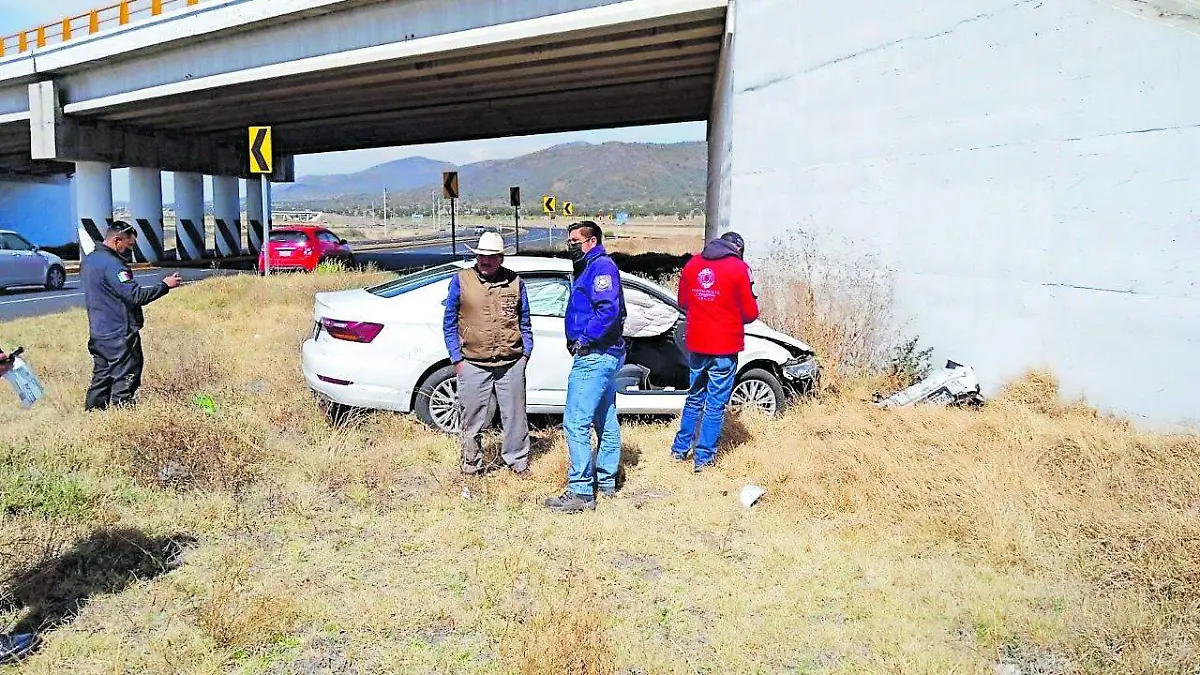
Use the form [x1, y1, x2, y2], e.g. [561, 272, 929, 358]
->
[0, 124, 73, 178]
[79, 8, 725, 156]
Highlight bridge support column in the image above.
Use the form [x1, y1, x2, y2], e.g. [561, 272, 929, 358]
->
[173, 172, 205, 261]
[74, 161, 112, 255]
[212, 175, 241, 257]
[129, 167, 165, 263]
[245, 178, 265, 256]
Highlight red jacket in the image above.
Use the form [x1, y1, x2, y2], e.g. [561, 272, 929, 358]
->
[678, 240, 760, 356]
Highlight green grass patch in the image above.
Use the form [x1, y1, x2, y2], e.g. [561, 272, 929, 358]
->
[0, 469, 96, 521]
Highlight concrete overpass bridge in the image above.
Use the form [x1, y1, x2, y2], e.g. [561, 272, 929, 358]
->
[1, 0, 1198, 426]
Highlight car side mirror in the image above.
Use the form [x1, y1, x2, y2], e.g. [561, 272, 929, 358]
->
[30, 245, 39, 252]
[339, 239, 348, 246]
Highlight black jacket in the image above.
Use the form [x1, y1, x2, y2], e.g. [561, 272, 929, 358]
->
[82, 245, 170, 340]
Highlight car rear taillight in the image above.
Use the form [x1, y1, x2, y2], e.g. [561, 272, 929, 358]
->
[320, 318, 384, 343]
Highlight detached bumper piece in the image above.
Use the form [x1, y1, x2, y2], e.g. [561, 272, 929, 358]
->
[875, 360, 984, 408]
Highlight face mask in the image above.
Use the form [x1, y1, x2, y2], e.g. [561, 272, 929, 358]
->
[567, 242, 585, 261]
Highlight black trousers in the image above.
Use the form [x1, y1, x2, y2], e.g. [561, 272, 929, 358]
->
[85, 333, 144, 411]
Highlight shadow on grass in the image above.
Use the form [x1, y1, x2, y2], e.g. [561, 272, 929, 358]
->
[718, 413, 754, 453]
[2, 528, 196, 634]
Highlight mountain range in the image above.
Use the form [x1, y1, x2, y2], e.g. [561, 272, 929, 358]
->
[274, 141, 707, 214]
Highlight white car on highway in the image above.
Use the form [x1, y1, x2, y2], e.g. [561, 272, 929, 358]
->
[301, 257, 819, 433]
[0, 230, 67, 292]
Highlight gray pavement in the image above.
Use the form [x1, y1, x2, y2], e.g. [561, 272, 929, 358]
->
[0, 268, 228, 322]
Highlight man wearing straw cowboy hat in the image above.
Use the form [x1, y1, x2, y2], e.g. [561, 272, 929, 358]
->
[443, 231, 534, 475]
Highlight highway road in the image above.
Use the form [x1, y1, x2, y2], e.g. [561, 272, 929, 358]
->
[0, 268, 235, 322]
[0, 226, 561, 322]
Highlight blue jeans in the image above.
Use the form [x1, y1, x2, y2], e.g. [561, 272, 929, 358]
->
[564, 353, 623, 496]
[671, 354, 738, 466]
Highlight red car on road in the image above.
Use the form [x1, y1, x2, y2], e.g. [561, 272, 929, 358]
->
[259, 226, 355, 272]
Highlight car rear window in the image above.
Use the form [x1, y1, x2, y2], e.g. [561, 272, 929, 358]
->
[367, 263, 461, 298]
[270, 231, 309, 244]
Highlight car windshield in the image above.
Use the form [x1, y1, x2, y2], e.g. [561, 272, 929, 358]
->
[367, 263, 462, 298]
[270, 231, 309, 244]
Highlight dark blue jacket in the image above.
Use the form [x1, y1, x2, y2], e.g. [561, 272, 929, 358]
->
[566, 244, 626, 357]
[82, 245, 170, 340]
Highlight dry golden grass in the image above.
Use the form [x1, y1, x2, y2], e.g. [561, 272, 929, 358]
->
[605, 231, 702, 256]
[753, 240, 897, 393]
[1, 267, 1198, 674]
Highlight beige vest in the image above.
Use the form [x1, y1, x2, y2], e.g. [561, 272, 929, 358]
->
[456, 267, 523, 365]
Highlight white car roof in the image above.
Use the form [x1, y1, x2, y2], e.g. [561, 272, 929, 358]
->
[489, 256, 576, 273]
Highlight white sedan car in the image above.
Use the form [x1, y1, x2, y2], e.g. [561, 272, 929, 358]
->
[301, 257, 819, 433]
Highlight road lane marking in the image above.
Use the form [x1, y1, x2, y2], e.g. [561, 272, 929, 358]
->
[0, 292, 85, 306]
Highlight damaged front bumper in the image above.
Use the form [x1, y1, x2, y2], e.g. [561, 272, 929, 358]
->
[782, 354, 820, 391]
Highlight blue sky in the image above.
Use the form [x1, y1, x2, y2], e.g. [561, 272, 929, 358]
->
[1, 2, 705, 200]
[0, 1, 95, 31]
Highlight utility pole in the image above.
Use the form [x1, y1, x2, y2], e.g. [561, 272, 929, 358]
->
[383, 188, 389, 238]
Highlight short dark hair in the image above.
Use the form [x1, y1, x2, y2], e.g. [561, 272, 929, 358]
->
[106, 221, 137, 239]
[568, 220, 603, 244]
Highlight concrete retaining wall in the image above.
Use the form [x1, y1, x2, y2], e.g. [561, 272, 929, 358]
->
[719, 0, 1200, 426]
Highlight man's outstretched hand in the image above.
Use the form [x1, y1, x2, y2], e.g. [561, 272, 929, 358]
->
[163, 272, 184, 289]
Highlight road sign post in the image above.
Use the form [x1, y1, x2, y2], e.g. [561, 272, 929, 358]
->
[510, 186, 521, 253]
[263, 178, 273, 269]
[444, 171, 459, 256]
[249, 126, 273, 275]
[542, 196, 556, 245]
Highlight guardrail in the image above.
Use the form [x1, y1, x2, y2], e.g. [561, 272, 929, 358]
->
[0, 0, 209, 59]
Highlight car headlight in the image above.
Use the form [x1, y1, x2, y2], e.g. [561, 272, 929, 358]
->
[782, 355, 818, 381]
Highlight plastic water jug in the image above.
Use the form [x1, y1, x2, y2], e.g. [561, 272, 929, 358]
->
[3, 357, 45, 408]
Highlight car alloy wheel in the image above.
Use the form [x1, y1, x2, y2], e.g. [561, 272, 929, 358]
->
[45, 267, 65, 290]
[428, 376, 461, 434]
[730, 378, 779, 416]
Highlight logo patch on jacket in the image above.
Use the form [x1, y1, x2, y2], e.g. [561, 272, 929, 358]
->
[698, 267, 716, 289]
[117, 270, 134, 284]
[593, 275, 612, 292]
